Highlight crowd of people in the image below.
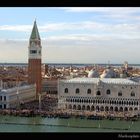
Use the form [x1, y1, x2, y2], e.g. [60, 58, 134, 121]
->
[20, 95, 58, 111]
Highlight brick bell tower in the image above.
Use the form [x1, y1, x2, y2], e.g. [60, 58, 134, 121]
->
[28, 20, 42, 98]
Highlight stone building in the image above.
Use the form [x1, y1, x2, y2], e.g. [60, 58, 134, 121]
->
[42, 79, 58, 97]
[0, 84, 36, 109]
[58, 78, 140, 113]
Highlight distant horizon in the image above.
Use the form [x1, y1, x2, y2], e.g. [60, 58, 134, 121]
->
[0, 8, 140, 63]
[0, 62, 140, 65]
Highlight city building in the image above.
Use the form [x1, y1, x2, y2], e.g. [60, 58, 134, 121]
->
[42, 79, 58, 97]
[28, 20, 42, 98]
[58, 78, 140, 113]
[0, 84, 36, 109]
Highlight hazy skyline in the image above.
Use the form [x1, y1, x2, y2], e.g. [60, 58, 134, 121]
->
[0, 7, 140, 64]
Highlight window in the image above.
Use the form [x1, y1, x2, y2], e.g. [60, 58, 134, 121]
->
[131, 91, 135, 97]
[76, 88, 80, 94]
[118, 91, 122, 96]
[96, 90, 101, 96]
[87, 89, 91, 94]
[3, 104, 6, 109]
[64, 88, 68, 93]
[31, 42, 35, 46]
[38, 50, 41, 54]
[4, 96, 6, 101]
[106, 89, 111, 95]
[0, 96, 2, 101]
[30, 50, 37, 54]
[0, 105, 2, 109]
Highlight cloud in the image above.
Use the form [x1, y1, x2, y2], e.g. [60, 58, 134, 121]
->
[62, 7, 140, 23]
[45, 39, 140, 64]
[0, 21, 140, 40]
[62, 7, 140, 14]
[0, 25, 32, 32]
[0, 34, 140, 63]
[61, 7, 115, 12]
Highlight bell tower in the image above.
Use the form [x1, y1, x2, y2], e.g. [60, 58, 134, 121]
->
[28, 20, 42, 98]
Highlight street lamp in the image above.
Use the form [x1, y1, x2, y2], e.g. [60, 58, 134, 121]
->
[38, 93, 41, 112]
[0, 80, 3, 90]
[16, 69, 20, 110]
[16, 88, 20, 110]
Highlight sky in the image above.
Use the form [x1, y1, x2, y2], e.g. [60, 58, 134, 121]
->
[0, 7, 140, 64]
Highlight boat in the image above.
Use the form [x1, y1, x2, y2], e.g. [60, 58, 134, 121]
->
[59, 114, 71, 119]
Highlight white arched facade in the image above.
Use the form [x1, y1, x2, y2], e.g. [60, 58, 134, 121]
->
[58, 78, 140, 114]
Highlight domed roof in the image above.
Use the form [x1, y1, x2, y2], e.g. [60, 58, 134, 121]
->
[100, 73, 111, 78]
[100, 68, 117, 78]
[88, 69, 99, 78]
[120, 73, 127, 78]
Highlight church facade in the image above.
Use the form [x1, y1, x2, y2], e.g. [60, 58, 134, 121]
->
[58, 78, 140, 113]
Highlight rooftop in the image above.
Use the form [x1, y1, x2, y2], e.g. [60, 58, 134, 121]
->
[60, 78, 139, 85]
[0, 84, 36, 94]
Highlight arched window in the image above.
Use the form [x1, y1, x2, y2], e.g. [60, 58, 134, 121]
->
[114, 107, 118, 112]
[77, 105, 81, 110]
[64, 88, 68, 93]
[91, 106, 95, 111]
[124, 107, 128, 112]
[131, 91, 135, 97]
[105, 106, 109, 111]
[134, 102, 137, 105]
[69, 104, 72, 109]
[96, 106, 99, 111]
[87, 105, 90, 111]
[110, 106, 113, 111]
[96, 90, 101, 96]
[106, 89, 111, 95]
[118, 91, 122, 96]
[129, 107, 133, 111]
[134, 107, 138, 111]
[100, 106, 104, 111]
[82, 105, 85, 110]
[87, 89, 91, 94]
[73, 105, 76, 110]
[76, 88, 80, 94]
[119, 107, 123, 112]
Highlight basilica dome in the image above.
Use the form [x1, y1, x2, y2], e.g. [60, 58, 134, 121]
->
[88, 69, 99, 78]
[100, 68, 116, 78]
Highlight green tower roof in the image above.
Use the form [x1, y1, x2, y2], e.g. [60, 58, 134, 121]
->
[30, 20, 40, 40]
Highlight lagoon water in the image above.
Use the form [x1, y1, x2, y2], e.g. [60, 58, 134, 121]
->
[0, 115, 140, 132]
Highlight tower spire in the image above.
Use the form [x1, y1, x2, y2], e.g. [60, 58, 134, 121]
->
[30, 20, 40, 40]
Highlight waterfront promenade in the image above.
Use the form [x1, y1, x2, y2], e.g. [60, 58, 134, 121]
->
[0, 95, 139, 122]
